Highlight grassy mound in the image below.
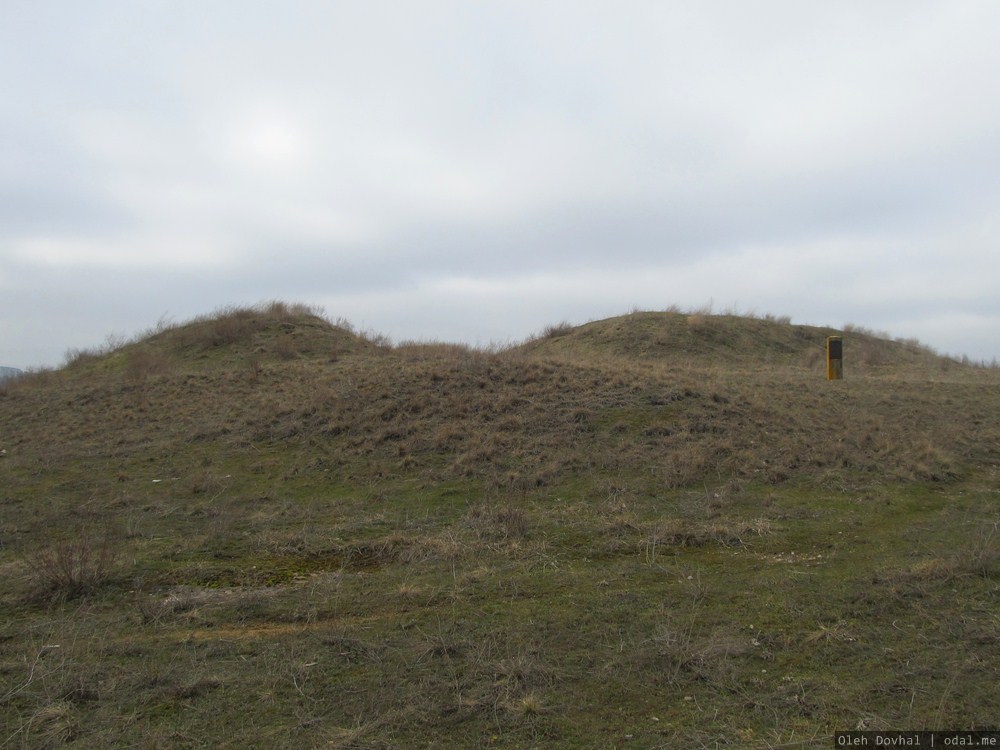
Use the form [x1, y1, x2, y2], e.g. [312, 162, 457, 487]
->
[60, 301, 375, 378]
[517, 309, 955, 375]
[1, 304, 998, 748]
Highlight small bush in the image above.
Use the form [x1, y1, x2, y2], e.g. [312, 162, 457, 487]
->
[63, 348, 102, 369]
[205, 310, 260, 347]
[261, 300, 321, 320]
[64, 333, 128, 368]
[542, 322, 574, 339]
[27, 532, 119, 602]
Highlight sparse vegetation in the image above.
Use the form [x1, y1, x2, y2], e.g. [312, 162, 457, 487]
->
[1, 303, 999, 747]
[541, 320, 575, 339]
[24, 530, 120, 603]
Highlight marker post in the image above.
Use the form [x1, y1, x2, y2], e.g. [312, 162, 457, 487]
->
[827, 336, 843, 380]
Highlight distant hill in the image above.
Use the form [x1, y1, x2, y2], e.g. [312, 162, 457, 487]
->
[0, 365, 23, 381]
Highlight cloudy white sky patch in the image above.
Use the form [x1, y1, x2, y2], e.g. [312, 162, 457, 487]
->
[2, 1, 1000, 367]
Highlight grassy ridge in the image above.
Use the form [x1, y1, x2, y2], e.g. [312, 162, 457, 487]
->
[1, 304, 998, 748]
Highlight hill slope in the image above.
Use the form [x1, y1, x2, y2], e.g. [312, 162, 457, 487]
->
[2, 305, 999, 748]
[4, 308, 994, 489]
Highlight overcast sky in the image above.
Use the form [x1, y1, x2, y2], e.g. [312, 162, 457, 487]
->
[3, 1, 999, 368]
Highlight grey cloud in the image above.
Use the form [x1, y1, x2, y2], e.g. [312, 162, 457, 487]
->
[3, 1, 1000, 367]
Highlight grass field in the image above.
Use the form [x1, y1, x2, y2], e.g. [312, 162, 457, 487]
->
[2, 303, 998, 748]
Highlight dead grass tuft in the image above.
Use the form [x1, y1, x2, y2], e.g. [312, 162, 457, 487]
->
[643, 518, 770, 559]
[125, 347, 172, 386]
[28, 700, 79, 745]
[464, 501, 530, 542]
[25, 530, 120, 602]
[961, 517, 1000, 576]
[879, 518, 999, 587]
[541, 321, 575, 339]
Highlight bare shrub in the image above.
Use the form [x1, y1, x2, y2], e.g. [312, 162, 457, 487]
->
[541, 321, 574, 339]
[359, 329, 393, 348]
[64, 333, 128, 368]
[205, 309, 259, 347]
[63, 347, 102, 369]
[261, 300, 322, 319]
[332, 316, 356, 334]
[27, 531, 120, 602]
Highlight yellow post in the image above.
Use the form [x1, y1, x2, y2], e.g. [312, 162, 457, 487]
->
[827, 336, 843, 380]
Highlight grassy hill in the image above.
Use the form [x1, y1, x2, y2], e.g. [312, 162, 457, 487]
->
[516, 309, 952, 374]
[2, 303, 998, 748]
